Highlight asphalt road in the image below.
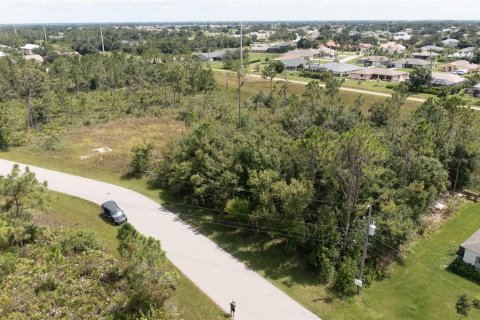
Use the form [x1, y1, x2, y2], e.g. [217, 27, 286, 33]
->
[0, 159, 319, 320]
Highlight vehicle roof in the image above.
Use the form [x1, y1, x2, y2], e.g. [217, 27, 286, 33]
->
[101, 200, 121, 211]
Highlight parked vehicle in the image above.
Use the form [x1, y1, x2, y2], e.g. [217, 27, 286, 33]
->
[452, 69, 467, 75]
[101, 200, 128, 225]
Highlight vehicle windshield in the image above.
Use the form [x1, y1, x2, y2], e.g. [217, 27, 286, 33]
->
[111, 210, 124, 218]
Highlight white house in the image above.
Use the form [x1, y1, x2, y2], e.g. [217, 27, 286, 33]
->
[442, 39, 459, 48]
[393, 32, 411, 41]
[459, 228, 480, 270]
[20, 43, 41, 55]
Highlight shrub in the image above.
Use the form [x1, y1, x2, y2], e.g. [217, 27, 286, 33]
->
[334, 257, 359, 296]
[447, 257, 480, 284]
[130, 141, 154, 176]
[58, 229, 102, 255]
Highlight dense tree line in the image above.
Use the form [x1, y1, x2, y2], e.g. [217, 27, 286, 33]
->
[156, 79, 480, 295]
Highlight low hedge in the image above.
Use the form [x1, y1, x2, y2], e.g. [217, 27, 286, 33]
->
[447, 257, 480, 284]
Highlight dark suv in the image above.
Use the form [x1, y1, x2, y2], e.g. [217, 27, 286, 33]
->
[101, 200, 128, 225]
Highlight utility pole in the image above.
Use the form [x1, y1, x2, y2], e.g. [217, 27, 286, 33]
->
[13, 25, 17, 36]
[356, 204, 375, 294]
[100, 25, 105, 53]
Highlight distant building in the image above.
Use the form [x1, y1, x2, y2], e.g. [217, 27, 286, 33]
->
[409, 51, 439, 60]
[420, 45, 444, 52]
[313, 62, 363, 77]
[443, 60, 479, 73]
[357, 55, 390, 67]
[325, 40, 340, 49]
[194, 50, 227, 61]
[281, 58, 306, 71]
[379, 42, 406, 55]
[430, 72, 467, 87]
[393, 32, 411, 41]
[388, 58, 434, 69]
[23, 54, 44, 64]
[466, 83, 480, 97]
[448, 47, 476, 59]
[442, 38, 459, 48]
[350, 67, 408, 82]
[278, 48, 322, 61]
[20, 43, 41, 55]
[458, 228, 480, 270]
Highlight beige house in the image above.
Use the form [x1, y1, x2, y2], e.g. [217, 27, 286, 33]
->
[379, 42, 406, 55]
[350, 67, 408, 82]
[443, 60, 479, 73]
[23, 54, 44, 64]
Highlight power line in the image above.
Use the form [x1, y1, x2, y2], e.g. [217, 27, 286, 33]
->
[50, 186, 363, 247]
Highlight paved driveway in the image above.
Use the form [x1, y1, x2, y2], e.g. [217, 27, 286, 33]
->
[0, 159, 319, 320]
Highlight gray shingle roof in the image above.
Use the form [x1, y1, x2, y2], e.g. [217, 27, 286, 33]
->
[462, 228, 480, 253]
[320, 62, 363, 73]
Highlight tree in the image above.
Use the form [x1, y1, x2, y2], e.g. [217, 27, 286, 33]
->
[130, 141, 154, 176]
[456, 293, 471, 319]
[0, 164, 49, 219]
[262, 60, 284, 94]
[16, 67, 48, 129]
[408, 67, 432, 92]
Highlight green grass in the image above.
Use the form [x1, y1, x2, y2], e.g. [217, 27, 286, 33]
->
[38, 192, 226, 320]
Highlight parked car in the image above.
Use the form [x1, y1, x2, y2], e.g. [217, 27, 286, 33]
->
[101, 200, 128, 225]
[452, 69, 467, 75]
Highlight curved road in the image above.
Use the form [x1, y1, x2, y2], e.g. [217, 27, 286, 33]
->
[0, 159, 319, 320]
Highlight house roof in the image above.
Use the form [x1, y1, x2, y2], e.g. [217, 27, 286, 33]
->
[360, 55, 390, 63]
[442, 38, 459, 44]
[379, 42, 406, 51]
[320, 62, 363, 73]
[392, 58, 432, 66]
[351, 67, 408, 77]
[196, 50, 226, 60]
[21, 43, 40, 50]
[281, 58, 306, 68]
[462, 228, 480, 253]
[23, 54, 44, 63]
[420, 45, 444, 52]
[278, 49, 321, 61]
[431, 72, 467, 85]
[447, 60, 479, 70]
[410, 51, 439, 58]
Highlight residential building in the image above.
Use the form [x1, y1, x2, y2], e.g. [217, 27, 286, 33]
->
[388, 58, 434, 69]
[459, 229, 480, 270]
[20, 43, 41, 55]
[379, 42, 406, 55]
[358, 43, 374, 52]
[443, 60, 479, 73]
[350, 67, 408, 82]
[194, 50, 227, 61]
[393, 32, 411, 41]
[278, 48, 322, 61]
[409, 51, 439, 60]
[430, 72, 467, 87]
[325, 40, 340, 49]
[315, 62, 363, 76]
[357, 55, 390, 67]
[448, 47, 476, 59]
[420, 45, 444, 52]
[23, 54, 44, 64]
[317, 45, 336, 58]
[282, 58, 306, 71]
[442, 38, 459, 48]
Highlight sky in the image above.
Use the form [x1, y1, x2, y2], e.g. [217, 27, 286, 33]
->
[0, 0, 479, 24]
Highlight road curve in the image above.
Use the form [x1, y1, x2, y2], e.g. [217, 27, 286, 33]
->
[0, 159, 319, 320]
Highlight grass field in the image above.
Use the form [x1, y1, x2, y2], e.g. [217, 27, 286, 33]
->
[38, 192, 226, 320]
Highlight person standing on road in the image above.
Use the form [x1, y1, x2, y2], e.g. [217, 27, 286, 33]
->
[230, 300, 236, 317]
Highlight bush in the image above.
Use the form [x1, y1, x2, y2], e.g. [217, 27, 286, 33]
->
[130, 141, 154, 176]
[334, 257, 359, 296]
[447, 257, 480, 284]
[58, 229, 103, 255]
